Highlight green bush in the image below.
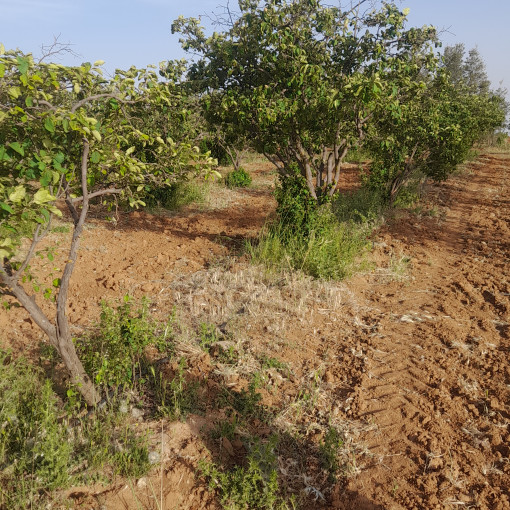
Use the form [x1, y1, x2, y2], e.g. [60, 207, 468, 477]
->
[143, 180, 208, 211]
[77, 296, 171, 389]
[224, 167, 252, 188]
[199, 437, 293, 510]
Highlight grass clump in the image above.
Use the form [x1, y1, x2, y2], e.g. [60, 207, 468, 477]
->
[224, 167, 252, 188]
[249, 169, 375, 280]
[319, 426, 345, 482]
[199, 437, 294, 510]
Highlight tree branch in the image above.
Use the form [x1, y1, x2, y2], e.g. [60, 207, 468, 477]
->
[71, 188, 122, 203]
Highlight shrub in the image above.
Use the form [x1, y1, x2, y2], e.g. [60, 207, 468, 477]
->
[224, 167, 252, 188]
[77, 296, 170, 389]
[143, 180, 208, 211]
[0, 352, 72, 508]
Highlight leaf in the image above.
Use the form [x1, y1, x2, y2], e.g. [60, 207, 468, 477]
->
[0, 43, 5, 55]
[403, 7, 410, 16]
[0, 63, 5, 78]
[47, 205, 63, 217]
[91, 151, 101, 164]
[16, 56, 29, 75]
[9, 142, 24, 156]
[125, 146, 136, 156]
[8, 87, 21, 99]
[44, 117, 55, 133]
[41, 209, 50, 222]
[91, 130, 102, 142]
[33, 188, 56, 205]
[52, 278, 61, 288]
[0, 201, 14, 214]
[93, 60, 105, 66]
[74, 82, 81, 94]
[8, 186, 26, 203]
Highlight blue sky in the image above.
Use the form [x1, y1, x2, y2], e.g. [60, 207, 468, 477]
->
[1, 0, 509, 94]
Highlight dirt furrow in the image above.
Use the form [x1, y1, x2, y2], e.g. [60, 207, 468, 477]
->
[335, 153, 510, 510]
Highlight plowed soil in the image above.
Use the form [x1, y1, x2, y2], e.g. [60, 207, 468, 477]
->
[1, 152, 509, 509]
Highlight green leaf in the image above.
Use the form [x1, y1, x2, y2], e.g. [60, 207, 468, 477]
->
[0, 64, 5, 78]
[44, 117, 55, 133]
[52, 278, 61, 288]
[8, 87, 21, 99]
[94, 60, 105, 66]
[9, 142, 24, 156]
[91, 151, 101, 164]
[74, 83, 81, 94]
[8, 186, 26, 203]
[0, 201, 14, 214]
[47, 205, 63, 217]
[33, 188, 56, 205]
[16, 56, 29, 75]
[0, 43, 5, 55]
[91, 130, 102, 142]
[126, 146, 136, 156]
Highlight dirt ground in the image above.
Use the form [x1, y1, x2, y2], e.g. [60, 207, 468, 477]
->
[0, 152, 509, 509]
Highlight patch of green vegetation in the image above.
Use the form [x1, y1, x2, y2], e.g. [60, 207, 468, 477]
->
[0, 351, 152, 510]
[51, 224, 71, 233]
[217, 382, 266, 421]
[150, 357, 201, 420]
[144, 180, 208, 211]
[199, 436, 294, 510]
[77, 296, 173, 389]
[319, 426, 345, 482]
[224, 167, 252, 188]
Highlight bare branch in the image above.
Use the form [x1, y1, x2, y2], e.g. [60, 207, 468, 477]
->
[71, 188, 122, 203]
[38, 34, 80, 64]
[70, 94, 119, 114]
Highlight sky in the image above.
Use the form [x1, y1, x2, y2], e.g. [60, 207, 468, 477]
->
[1, 0, 509, 94]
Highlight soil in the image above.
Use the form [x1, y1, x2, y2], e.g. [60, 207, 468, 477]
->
[0, 152, 509, 509]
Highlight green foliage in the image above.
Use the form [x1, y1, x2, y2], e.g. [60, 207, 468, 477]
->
[319, 426, 345, 482]
[250, 208, 371, 280]
[0, 353, 72, 504]
[199, 437, 292, 510]
[332, 186, 386, 223]
[173, 1, 439, 201]
[150, 357, 201, 420]
[78, 296, 170, 388]
[199, 321, 220, 351]
[144, 179, 208, 211]
[217, 382, 265, 420]
[0, 351, 152, 509]
[224, 167, 252, 189]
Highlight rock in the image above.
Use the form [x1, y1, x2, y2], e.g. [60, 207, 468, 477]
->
[148, 451, 161, 465]
[118, 400, 129, 414]
[137, 477, 147, 488]
[221, 437, 235, 457]
[131, 407, 144, 420]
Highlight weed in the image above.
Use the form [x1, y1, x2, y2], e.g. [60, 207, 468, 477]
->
[199, 321, 220, 352]
[144, 180, 208, 211]
[77, 296, 170, 389]
[150, 358, 201, 420]
[224, 167, 252, 188]
[51, 224, 71, 233]
[249, 209, 372, 280]
[217, 382, 265, 421]
[199, 436, 293, 509]
[211, 416, 239, 441]
[319, 426, 345, 482]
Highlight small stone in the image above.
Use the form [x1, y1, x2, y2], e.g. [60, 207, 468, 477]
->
[118, 400, 129, 414]
[131, 407, 144, 420]
[148, 451, 160, 465]
[137, 477, 147, 488]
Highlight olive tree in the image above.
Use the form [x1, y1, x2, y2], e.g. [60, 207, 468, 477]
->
[0, 47, 215, 405]
[172, 0, 438, 202]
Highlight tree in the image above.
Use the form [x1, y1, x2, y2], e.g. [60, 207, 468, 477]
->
[0, 47, 215, 405]
[172, 0, 438, 203]
[367, 69, 506, 203]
